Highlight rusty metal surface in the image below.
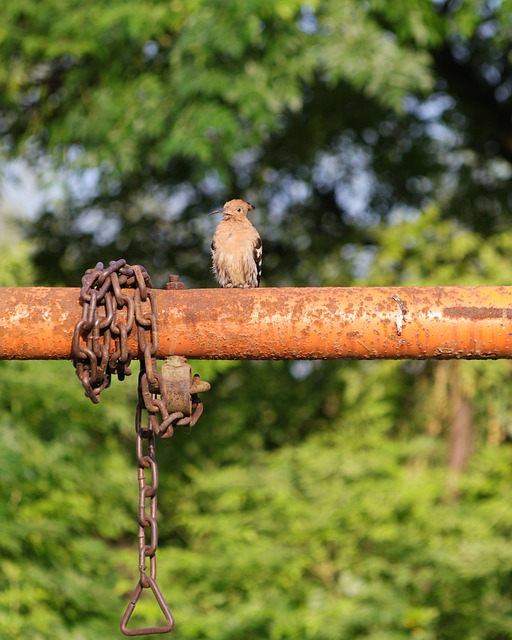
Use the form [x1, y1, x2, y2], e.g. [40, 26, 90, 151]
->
[2, 286, 512, 360]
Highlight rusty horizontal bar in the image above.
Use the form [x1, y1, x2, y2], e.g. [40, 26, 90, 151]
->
[1, 286, 512, 360]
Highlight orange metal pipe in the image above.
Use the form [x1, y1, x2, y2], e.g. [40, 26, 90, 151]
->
[0, 286, 512, 360]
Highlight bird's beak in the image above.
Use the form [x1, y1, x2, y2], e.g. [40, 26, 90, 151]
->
[209, 208, 224, 216]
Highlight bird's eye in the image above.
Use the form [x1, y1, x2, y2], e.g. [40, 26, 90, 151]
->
[237, 208, 241, 212]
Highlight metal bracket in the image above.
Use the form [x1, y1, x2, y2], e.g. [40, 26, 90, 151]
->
[158, 356, 210, 437]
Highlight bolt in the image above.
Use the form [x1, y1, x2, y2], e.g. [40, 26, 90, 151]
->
[166, 274, 185, 290]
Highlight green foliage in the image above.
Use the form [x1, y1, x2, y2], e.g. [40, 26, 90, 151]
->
[317, 1, 434, 110]
[152, 429, 512, 639]
[3, 0, 512, 284]
[0, 242, 136, 636]
[0, 238, 36, 286]
[0, 0, 433, 174]
[0, 359, 136, 638]
[4, 354, 512, 637]
[358, 207, 512, 287]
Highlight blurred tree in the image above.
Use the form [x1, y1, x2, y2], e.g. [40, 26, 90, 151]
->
[0, 241, 132, 638]
[153, 427, 512, 639]
[1, 0, 511, 284]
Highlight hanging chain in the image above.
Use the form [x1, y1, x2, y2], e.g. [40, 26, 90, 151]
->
[72, 261, 210, 635]
[119, 381, 174, 635]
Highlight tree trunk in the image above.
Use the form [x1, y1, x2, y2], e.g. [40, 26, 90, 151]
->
[447, 362, 474, 500]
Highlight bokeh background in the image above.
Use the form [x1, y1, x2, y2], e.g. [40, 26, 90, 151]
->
[2, 1, 512, 638]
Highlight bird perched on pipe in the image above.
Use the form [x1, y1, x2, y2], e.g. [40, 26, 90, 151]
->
[210, 199, 262, 288]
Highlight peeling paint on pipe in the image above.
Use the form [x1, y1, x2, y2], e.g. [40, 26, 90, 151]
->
[1, 286, 512, 360]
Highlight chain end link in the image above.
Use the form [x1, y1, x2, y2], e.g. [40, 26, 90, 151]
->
[120, 576, 175, 636]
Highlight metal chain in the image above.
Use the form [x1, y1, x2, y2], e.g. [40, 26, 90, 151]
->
[72, 260, 202, 436]
[73, 261, 209, 635]
[119, 377, 174, 635]
[72, 259, 152, 403]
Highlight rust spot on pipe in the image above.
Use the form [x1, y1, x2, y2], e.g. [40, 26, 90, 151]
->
[443, 307, 512, 320]
[392, 293, 408, 336]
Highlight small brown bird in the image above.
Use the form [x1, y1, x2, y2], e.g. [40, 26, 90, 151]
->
[210, 199, 262, 288]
